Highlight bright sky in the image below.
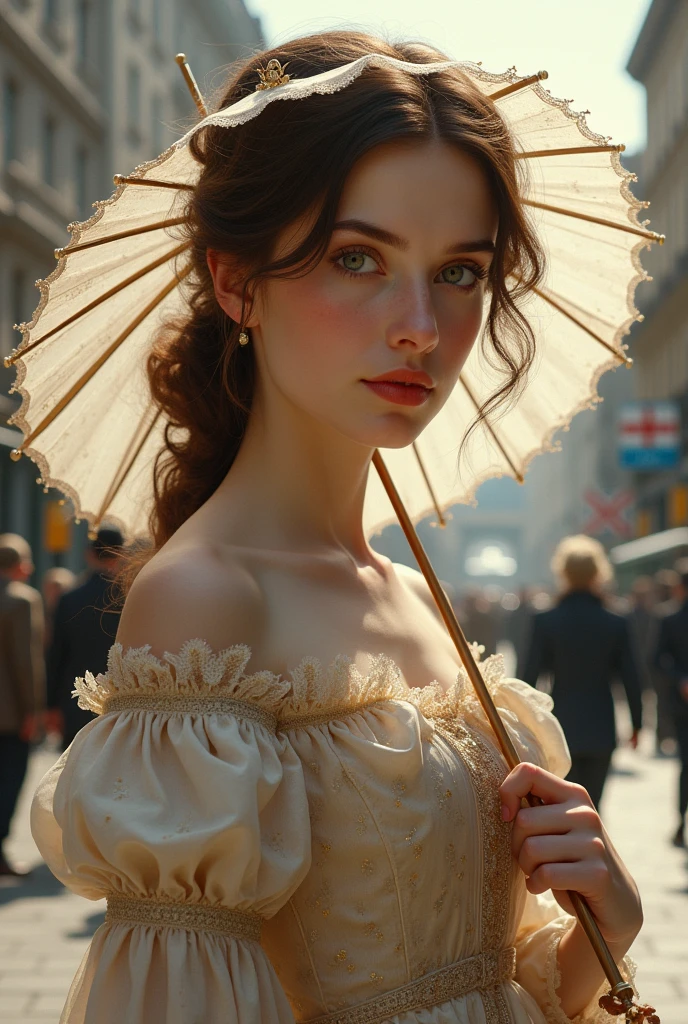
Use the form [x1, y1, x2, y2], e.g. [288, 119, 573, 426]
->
[250, 0, 653, 155]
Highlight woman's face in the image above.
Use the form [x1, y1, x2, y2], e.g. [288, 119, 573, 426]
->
[230, 138, 498, 450]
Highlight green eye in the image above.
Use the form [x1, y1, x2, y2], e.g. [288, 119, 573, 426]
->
[341, 253, 367, 271]
[440, 265, 476, 286]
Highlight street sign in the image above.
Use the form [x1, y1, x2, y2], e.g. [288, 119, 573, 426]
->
[618, 401, 681, 470]
[582, 489, 633, 537]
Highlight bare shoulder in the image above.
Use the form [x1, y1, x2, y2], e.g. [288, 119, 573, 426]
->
[116, 541, 265, 660]
[392, 561, 445, 619]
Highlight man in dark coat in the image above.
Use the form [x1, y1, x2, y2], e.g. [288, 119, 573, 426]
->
[0, 534, 45, 876]
[654, 560, 688, 847]
[46, 527, 124, 749]
[522, 535, 643, 811]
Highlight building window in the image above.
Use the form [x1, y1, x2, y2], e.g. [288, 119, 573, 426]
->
[12, 268, 27, 328]
[75, 145, 88, 218]
[151, 94, 165, 158]
[152, 0, 163, 42]
[43, 115, 57, 187]
[127, 63, 141, 141]
[3, 79, 18, 165]
[76, 0, 89, 66]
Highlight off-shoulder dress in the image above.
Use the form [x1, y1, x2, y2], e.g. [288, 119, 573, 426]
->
[31, 640, 634, 1024]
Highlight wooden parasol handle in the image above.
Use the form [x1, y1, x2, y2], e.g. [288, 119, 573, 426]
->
[372, 450, 652, 1020]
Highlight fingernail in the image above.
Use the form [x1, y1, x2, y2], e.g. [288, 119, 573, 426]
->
[501, 804, 510, 821]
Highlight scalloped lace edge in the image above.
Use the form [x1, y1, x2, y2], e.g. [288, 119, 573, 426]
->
[73, 636, 509, 723]
[541, 917, 638, 1024]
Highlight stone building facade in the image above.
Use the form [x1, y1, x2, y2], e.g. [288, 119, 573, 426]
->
[0, 0, 262, 576]
[626, 0, 688, 539]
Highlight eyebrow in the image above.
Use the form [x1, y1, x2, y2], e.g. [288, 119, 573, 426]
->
[332, 219, 496, 256]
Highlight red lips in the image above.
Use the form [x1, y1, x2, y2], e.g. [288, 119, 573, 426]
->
[361, 368, 434, 407]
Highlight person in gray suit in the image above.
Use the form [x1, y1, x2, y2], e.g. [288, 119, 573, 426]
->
[0, 533, 45, 876]
[522, 535, 643, 812]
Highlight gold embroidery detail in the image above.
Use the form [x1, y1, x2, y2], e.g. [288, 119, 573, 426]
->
[112, 777, 127, 800]
[105, 893, 262, 941]
[303, 948, 516, 1024]
[392, 775, 406, 807]
[356, 814, 367, 835]
[361, 859, 374, 876]
[436, 724, 514, 1024]
[104, 692, 277, 730]
[282, 698, 393, 730]
[413, 844, 423, 859]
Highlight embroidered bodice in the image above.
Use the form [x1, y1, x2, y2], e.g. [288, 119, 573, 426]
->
[31, 640, 630, 1024]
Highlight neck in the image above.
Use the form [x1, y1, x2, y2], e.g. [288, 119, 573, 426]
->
[212, 389, 376, 562]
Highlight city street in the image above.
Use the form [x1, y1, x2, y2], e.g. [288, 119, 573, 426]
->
[0, 731, 685, 1024]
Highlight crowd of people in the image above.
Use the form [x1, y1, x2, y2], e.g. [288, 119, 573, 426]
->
[1, 528, 687, 878]
[0, 526, 125, 877]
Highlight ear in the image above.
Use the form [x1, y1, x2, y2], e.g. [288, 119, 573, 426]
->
[206, 250, 259, 327]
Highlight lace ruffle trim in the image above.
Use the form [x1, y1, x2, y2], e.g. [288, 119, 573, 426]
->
[73, 638, 290, 716]
[541, 917, 637, 1024]
[74, 637, 527, 727]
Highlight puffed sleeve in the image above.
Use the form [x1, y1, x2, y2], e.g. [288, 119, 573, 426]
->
[30, 640, 311, 1024]
[513, 890, 636, 1024]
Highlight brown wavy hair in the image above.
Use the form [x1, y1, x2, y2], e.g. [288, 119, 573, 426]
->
[116, 30, 544, 595]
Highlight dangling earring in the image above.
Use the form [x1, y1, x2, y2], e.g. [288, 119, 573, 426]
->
[238, 330, 250, 347]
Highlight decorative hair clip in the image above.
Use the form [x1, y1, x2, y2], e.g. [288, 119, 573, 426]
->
[255, 59, 291, 91]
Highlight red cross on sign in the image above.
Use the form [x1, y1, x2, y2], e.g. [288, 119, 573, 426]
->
[621, 407, 678, 446]
[582, 490, 633, 537]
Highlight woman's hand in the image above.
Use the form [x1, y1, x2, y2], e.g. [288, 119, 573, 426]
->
[499, 762, 642, 956]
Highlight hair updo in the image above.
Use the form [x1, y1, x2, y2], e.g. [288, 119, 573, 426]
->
[117, 30, 544, 594]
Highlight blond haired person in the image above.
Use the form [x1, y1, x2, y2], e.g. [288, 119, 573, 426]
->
[523, 536, 642, 811]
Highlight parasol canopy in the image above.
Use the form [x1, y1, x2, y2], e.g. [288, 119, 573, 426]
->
[6, 53, 663, 543]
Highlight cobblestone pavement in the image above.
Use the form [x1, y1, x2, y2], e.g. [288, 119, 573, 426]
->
[1, 733, 686, 1023]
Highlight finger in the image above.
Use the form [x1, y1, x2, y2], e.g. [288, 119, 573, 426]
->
[526, 858, 610, 898]
[517, 833, 600, 877]
[511, 801, 601, 858]
[499, 762, 587, 821]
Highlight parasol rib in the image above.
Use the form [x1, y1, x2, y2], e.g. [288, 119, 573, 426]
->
[523, 281, 632, 366]
[490, 71, 548, 101]
[175, 54, 208, 117]
[523, 198, 664, 243]
[55, 217, 187, 258]
[516, 144, 625, 159]
[459, 375, 524, 483]
[92, 406, 163, 531]
[411, 443, 446, 527]
[11, 266, 191, 457]
[114, 174, 195, 191]
[5, 242, 190, 367]
[372, 449, 637, 1011]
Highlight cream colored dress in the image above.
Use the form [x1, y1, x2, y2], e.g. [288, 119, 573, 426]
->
[31, 640, 633, 1024]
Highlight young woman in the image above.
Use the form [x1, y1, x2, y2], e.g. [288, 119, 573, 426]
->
[31, 32, 641, 1024]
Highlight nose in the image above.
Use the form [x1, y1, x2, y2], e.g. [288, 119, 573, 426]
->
[385, 277, 439, 354]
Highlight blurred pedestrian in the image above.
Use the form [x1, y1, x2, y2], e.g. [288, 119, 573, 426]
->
[46, 527, 125, 749]
[522, 535, 643, 811]
[654, 559, 688, 847]
[650, 567, 682, 755]
[0, 533, 45, 876]
[40, 566, 77, 652]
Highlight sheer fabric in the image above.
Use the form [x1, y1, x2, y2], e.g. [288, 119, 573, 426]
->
[31, 640, 632, 1023]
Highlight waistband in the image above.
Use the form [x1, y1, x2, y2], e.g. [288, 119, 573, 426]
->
[303, 947, 517, 1024]
[105, 893, 263, 943]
